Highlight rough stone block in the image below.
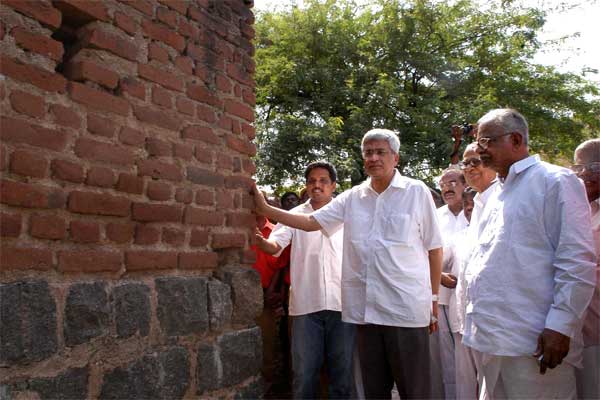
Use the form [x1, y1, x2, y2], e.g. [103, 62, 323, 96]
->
[218, 327, 262, 387]
[207, 279, 232, 331]
[155, 277, 208, 336]
[234, 376, 264, 400]
[0, 280, 57, 365]
[112, 283, 150, 339]
[196, 342, 220, 395]
[64, 282, 110, 346]
[99, 347, 189, 399]
[214, 266, 262, 325]
[12, 367, 90, 400]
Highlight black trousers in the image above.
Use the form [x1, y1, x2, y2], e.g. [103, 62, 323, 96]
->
[356, 324, 431, 399]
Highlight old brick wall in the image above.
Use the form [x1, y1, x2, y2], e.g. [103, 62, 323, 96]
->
[0, 0, 263, 398]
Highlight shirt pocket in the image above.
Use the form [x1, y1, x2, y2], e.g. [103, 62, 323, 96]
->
[383, 212, 414, 244]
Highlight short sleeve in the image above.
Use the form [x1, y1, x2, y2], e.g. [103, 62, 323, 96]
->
[312, 190, 349, 237]
[269, 223, 294, 257]
[418, 184, 443, 250]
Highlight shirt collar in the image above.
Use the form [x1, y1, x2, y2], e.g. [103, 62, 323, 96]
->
[363, 169, 407, 195]
[502, 154, 540, 184]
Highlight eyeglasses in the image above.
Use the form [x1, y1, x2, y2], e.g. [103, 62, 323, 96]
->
[476, 132, 513, 150]
[459, 157, 483, 170]
[439, 180, 459, 189]
[362, 149, 391, 158]
[571, 162, 600, 175]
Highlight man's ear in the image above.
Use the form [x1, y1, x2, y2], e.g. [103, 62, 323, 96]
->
[511, 132, 525, 149]
[394, 153, 400, 166]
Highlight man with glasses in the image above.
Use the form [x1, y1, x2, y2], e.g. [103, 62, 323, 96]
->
[572, 138, 600, 400]
[461, 108, 596, 398]
[431, 168, 468, 399]
[252, 128, 443, 399]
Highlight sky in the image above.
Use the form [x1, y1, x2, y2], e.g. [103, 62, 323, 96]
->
[252, 0, 600, 84]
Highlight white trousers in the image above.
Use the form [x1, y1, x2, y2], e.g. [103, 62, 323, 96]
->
[470, 349, 576, 400]
[430, 305, 457, 399]
[575, 345, 600, 400]
[455, 333, 479, 400]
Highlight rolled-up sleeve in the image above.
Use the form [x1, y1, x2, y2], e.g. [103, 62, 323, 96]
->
[270, 224, 294, 258]
[312, 191, 347, 237]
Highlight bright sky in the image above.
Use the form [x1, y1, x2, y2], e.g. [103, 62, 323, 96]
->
[253, 0, 600, 84]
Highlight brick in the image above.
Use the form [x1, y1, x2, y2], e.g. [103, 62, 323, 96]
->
[151, 85, 173, 108]
[125, 251, 178, 271]
[179, 252, 218, 269]
[87, 114, 118, 137]
[175, 187, 194, 204]
[141, 19, 185, 52]
[146, 181, 172, 201]
[114, 11, 137, 36]
[50, 104, 82, 129]
[133, 104, 181, 131]
[226, 63, 252, 86]
[215, 73, 232, 93]
[52, 159, 85, 183]
[186, 84, 223, 108]
[216, 191, 234, 209]
[68, 82, 130, 116]
[119, 127, 146, 147]
[64, 60, 119, 89]
[184, 207, 223, 226]
[156, 6, 178, 28]
[242, 88, 256, 107]
[0, 246, 53, 271]
[106, 222, 134, 243]
[86, 166, 115, 188]
[0, 56, 66, 92]
[233, 84, 242, 97]
[190, 229, 209, 247]
[162, 227, 185, 246]
[0, 21, 4, 41]
[241, 193, 254, 210]
[54, 0, 110, 23]
[30, 214, 67, 240]
[134, 224, 160, 244]
[70, 220, 101, 243]
[158, 0, 188, 15]
[226, 135, 256, 156]
[177, 18, 199, 40]
[196, 189, 213, 206]
[9, 90, 45, 118]
[123, 0, 154, 16]
[217, 114, 233, 131]
[187, 167, 224, 187]
[138, 63, 184, 92]
[148, 41, 170, 63]
[10, 149, 49, 178]
[1, 116, 69, 151]
[241, 249, 257, 264]
[226, 212, 255, 228]
[231, 120, 241, 135]
[224, 99, 254, 122]
[0, 213, 21, 238]
[137, 159, 183, 182]
[132, 203, 182, 222]
[193, 64, 212, 83]
[242, 158, 256, 174]
[174, 55, 193, 75]
[217, 153, 233, 171]
[80, 24, 140, 62]
[232, 157, 242, 172]
[197, 104, 217, 123]
[0, 145, 6, 171]
[68, 191, 130, 216]
[58, 250, 121, 272]
[225, 176, 253, 191]
[116, 173, 144, 194]
[2, 0, 61, 29]
[146, 137, 172, 156]
[11, 27, 64, 62]
[194, 147, 213, 164]
[242, 123, 255, 140]
[175, 97, 195, 116]
[212, 233, 246, 249]
[118, 77, 146, 100]
[173, 143, 193, 161]
[181, 125, 220, 144]
[75, 137, 135, 166]
[0, 180, 63, 209]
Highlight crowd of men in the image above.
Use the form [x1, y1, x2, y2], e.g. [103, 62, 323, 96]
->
[251, 108, 599, 400]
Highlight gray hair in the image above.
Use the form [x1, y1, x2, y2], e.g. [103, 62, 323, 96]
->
[478, 108, 529, 145]
[575, 138, 600, 163]
[361, 129, 401, 153]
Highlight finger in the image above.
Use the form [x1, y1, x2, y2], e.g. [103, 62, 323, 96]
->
[532, 335, 543, 358]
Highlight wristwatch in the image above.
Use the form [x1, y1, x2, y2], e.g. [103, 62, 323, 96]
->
[431, 294, 439, 302]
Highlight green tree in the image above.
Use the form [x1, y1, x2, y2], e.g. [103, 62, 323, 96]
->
[254, 0, 600, 188]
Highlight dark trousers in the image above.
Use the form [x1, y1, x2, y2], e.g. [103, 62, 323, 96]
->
[356, 324, 431, 399]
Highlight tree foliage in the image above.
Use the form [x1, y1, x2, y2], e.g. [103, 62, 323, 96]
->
[254, 0, 600, 188]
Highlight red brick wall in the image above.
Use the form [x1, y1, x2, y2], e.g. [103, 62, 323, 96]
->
[0, 0, 257, 276]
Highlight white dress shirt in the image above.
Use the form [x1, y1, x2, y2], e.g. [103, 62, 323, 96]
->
[270, 201, 344, 316]
[313, 170, 443, 327]
[462, 155, 596, 366]
[436, 205, 468, 306]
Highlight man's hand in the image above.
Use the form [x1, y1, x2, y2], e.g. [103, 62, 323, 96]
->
[451, 125, 463, 146]
[251, 182, 269, 215]
[429, 301, 439, 334]
[532, 328, 570, 374]
[441, 273, 457, 289]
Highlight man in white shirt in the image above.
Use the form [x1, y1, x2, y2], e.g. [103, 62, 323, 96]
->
[572, 138, 600, 400]
[256, 161, 355, 399]
[252, 128, 443, 399]
[463, 108, 596, 398]
[432, 169, 468, 399]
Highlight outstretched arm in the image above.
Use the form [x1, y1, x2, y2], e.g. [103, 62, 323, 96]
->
[253, 183, 321, 232]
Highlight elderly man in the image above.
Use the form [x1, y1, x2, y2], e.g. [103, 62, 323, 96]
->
[253, 128, 443, 399]
[461, 108, 596, 398]
[256, 161, 355, 399]
[572, 138, 600, 400]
